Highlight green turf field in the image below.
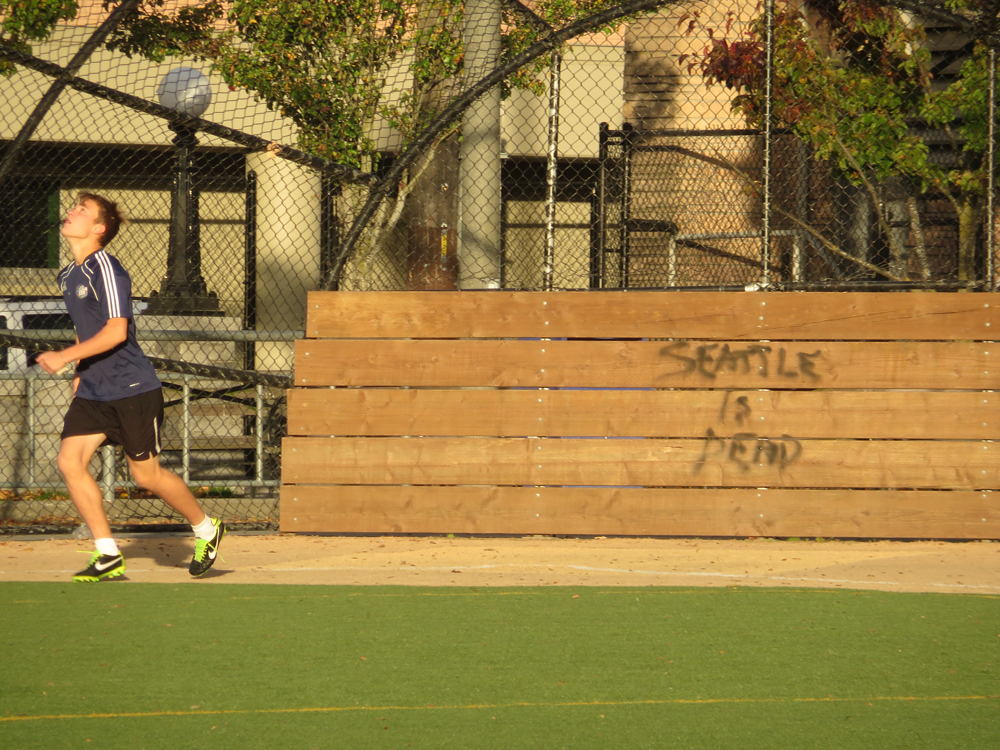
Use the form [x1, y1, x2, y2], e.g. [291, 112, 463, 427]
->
[1, 583, 997, 749]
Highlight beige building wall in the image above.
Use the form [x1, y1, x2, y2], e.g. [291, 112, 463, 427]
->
[625, 4, 752, 130]
[0, 32, 293, 147]
[503, 43, 626, 160]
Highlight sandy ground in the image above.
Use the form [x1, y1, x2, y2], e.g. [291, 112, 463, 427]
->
[0, 534, 998, 594]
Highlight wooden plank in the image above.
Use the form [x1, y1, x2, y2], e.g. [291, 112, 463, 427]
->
[160, 436, 257, 451]
[288, 388, 1000, 440]
[280, 486, 1000, 539]
[295, 339, 998, 389]
[282, 437, 1000, 490]
[306, 291, 1000, 340]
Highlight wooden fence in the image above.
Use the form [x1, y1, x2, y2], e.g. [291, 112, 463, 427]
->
[281, 291, 1000, 539]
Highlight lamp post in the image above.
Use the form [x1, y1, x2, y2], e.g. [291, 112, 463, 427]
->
[145, 67, 221, 316]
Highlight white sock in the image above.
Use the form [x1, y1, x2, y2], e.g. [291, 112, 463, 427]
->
[192, 515, 216, 541]
[95, 537, 119, 557]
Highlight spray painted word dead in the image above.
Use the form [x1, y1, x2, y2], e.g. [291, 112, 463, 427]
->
[694, 428, 803, 473]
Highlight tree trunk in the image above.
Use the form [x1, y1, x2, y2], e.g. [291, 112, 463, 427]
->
[957, 198, 980, 283]
[403, 2, 462, 291]
[405, 135, 460, 289]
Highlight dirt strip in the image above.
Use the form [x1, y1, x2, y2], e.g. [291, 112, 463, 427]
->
[1, 534, 998, 593]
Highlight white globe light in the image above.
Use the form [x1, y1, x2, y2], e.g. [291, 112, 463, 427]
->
[157, 67, 212, 118]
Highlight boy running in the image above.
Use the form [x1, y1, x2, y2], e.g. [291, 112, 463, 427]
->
[36, 192, 225, 581]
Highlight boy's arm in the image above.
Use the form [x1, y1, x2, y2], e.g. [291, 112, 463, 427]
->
[72, 365, 80, 396]
[71, 335, 80, 396]
[36, 320, 127, 375]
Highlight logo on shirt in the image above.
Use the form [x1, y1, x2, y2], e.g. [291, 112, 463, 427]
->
[76, 285, 89, 299]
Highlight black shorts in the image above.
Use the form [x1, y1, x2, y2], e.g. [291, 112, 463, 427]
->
[61, 388, 164, 460]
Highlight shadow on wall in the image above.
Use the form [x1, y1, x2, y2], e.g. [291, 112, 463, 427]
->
[622, 48, 681, 128]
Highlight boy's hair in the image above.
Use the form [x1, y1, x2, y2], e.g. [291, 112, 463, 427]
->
[76, 192, 123, 247]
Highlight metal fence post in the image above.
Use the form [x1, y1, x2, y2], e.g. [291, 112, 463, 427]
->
[26, 375, 35, 487]
[988, 48, 997, 290]
[182, 376, 191, 485]
[256, 384, 265, 484]
[594, 122, 609, 289]
[621, 123, 635, 288]
[543, 51, 562, 292]
[761, 0, 775, 287]
[244, 170, 257, 370]
[793, 140, 809, 283]
[101, 445, 115, 502]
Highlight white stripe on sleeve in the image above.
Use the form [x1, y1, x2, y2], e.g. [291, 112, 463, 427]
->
[94, 251, 122, 318]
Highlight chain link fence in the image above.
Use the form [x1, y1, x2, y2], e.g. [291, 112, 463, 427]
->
[1, 0, 998, 530]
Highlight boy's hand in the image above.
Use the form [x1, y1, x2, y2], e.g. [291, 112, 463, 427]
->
[36, 351, 73, 375]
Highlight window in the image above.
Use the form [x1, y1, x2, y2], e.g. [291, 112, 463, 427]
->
[22, 312, 73, 367]
[0, 176, 60, 268]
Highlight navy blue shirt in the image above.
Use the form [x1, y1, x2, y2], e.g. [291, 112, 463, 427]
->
[58, 250, 160, 401]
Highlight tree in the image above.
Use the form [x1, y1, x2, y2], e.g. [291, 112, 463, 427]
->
[0, 0, 80, 76]
[681, 0, 998, 282]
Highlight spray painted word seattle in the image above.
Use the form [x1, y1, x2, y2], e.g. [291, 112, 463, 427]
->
[659, 341, 823, 381]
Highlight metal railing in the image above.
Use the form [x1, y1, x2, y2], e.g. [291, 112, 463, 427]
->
[0, 328, 293, 530]
[10, 371, 280, 497]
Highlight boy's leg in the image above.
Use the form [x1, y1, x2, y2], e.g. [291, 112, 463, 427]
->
[126, 454, 206, 526]
[57, 433, 113, 539]
[127, 454, 226, 577]
[58, 433, 127, 582]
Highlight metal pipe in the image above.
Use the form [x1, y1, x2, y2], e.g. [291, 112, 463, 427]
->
[11, 329, 303, 342]
[256, 384, 265, 483]
[244, 171, 258, 370]
[621, 124, 635, 288]
[761, 0, 775, 287]
[668, 236, 678, 287]
[26, 375, 35, 485]
[0, 372, 72, 381]
[101, 445, 115, 503]
[988, 48, 997, 290]
[595, 123, 609, 288]
[182, 377, 191, 485]
[794, 141, 809, 282]
[0, 331, 292, 387]
[624, 128, 782, 140]
[8, 480, 280, 490]
[675, 229, 797, 241]
[543, 51, 562, 291]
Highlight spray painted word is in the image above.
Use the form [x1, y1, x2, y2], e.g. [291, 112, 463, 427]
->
[659, 341, 822, 381]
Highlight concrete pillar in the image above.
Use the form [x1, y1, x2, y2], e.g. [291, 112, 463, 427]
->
[459, 0, 502, 289]
[246, 153, 321, 371]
